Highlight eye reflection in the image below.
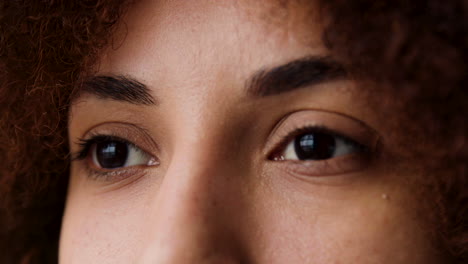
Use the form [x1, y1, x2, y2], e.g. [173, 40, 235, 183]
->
[93, 140, 130, 169]
[293, 132, 336, 160]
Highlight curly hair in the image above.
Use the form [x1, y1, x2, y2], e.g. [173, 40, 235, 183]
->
[0, 1, 132, 262]
[0, 0, 466, 263]
[321, 1, 467, 261]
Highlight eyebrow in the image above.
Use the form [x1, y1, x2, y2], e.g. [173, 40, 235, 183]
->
[78, 56, 345, 105]
[247, 56, 346, 97]
[79, 75, 156, 105]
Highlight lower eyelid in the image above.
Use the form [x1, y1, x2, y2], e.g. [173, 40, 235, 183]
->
[88, 169, 151, 191]
[80, 157, 152, 182]
[271, 151, 370, 177]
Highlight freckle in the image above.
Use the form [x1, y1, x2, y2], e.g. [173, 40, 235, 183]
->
[381, 193, 389, 200]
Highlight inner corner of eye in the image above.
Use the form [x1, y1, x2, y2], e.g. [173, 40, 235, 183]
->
[147, 157, 159, 166]
[266, 148, 286, 161]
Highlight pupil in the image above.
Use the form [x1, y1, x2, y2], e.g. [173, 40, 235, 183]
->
[95, 141, 129, 168]
[294, 132, 336, 160]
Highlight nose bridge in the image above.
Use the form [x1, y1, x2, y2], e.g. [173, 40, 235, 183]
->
[140, 125, 248, 263]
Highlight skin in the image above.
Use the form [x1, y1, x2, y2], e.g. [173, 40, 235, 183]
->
[61, 0, 444, 263]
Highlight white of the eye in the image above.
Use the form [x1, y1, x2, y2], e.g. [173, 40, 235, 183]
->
[333, 137, 356, 157]
[284, 140, 298, 160]
[282, 136, 357, 160]
[124, 145, 156, 166]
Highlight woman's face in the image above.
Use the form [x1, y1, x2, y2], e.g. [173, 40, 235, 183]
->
[61, 1, 442, 263]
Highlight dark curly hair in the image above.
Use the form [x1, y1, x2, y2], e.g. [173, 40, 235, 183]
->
[0, 0, 466, 263]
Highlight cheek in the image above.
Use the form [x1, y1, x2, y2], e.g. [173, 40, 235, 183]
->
[60, 202, 150, 263]
[59, 179, 151, 263]
[250, 174, 436, 263]
[60, 167, 438, 264]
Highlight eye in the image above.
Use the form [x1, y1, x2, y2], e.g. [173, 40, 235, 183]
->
[265, 111, 378, 176]
[77, 136, 158, 170]
[273, 129, 365, 161]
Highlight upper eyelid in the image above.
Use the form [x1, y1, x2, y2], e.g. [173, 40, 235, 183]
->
[77, 121, 156, 146]
[71, 134, 154, 163]
[72, 135, 122, 161]
[264, 110, 380, 157]
[71, 122, 159, 155]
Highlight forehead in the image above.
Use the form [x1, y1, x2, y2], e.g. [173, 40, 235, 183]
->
[98, 0, 325, 87]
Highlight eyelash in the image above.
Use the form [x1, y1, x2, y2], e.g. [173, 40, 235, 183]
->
[268, 125, 368, 160]
[72, 134, 152, 180]
[73, 135, 136, 162]
[72, 125, 369, 181]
